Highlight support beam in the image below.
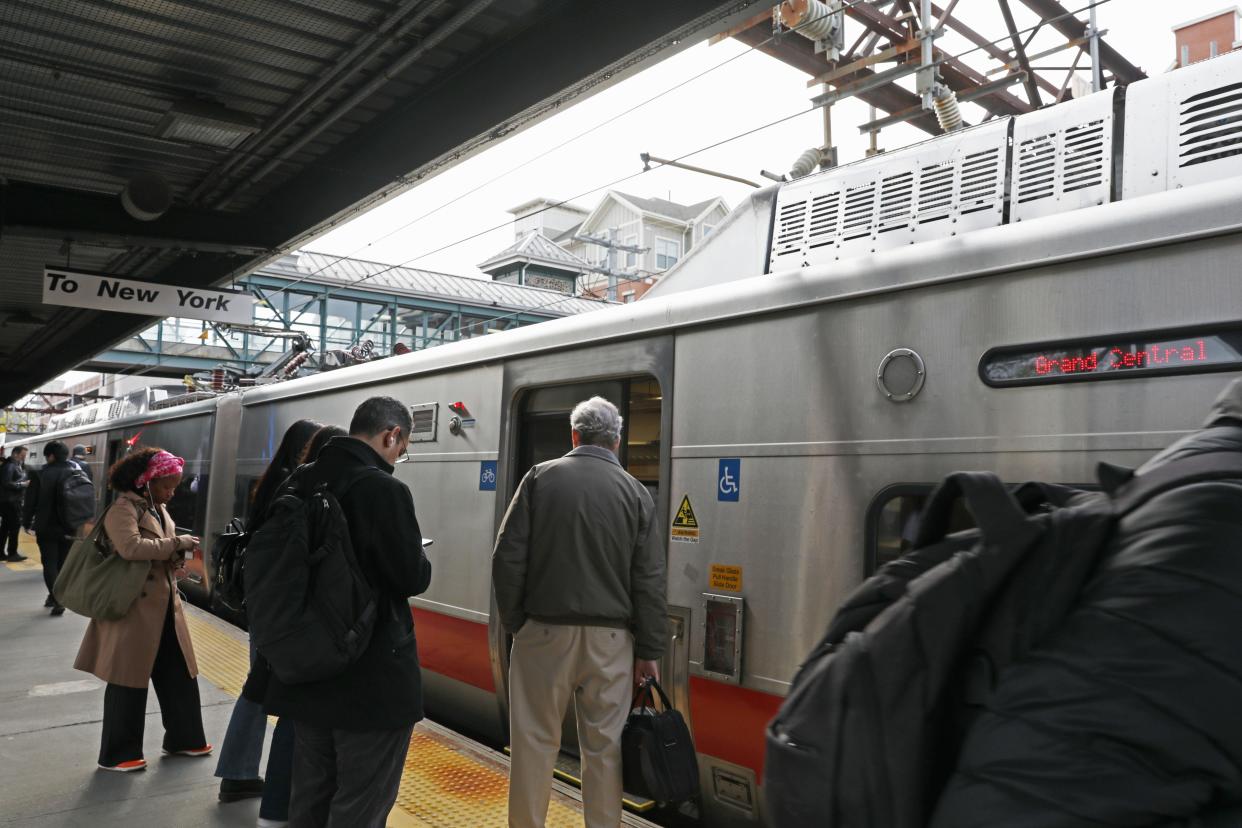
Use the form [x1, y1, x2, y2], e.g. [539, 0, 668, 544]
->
[998, 0, 1042, 107]
[1015, 0, 1144, 85]
[930, 3, 1059, 97]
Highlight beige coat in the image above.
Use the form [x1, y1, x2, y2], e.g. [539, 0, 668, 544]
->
[73, 491, 199, 689]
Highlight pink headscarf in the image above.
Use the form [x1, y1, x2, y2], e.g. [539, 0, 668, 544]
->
[135, 450, 185, 488]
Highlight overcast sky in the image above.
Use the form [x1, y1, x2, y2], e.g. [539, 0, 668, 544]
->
[308, 1, 1232, 277]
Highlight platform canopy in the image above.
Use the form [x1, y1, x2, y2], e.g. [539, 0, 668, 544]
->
[0, 0, 756, 406]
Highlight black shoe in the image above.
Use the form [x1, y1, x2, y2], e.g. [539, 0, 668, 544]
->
[6, 554, 26, 562]
[50, 605, 65, 616]
[218, 777, 264, 802]
[43, 595, 55, 607]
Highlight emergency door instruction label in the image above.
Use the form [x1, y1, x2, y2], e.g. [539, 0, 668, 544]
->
[671, 495, 700, 543]
[710, 564, 743, 592]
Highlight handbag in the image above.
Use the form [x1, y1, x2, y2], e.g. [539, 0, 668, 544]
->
[621, 676, 700, 803]
[53, 503, 151, 621]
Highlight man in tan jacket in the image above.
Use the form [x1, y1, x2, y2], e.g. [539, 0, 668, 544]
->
[493, 396, 667, 828]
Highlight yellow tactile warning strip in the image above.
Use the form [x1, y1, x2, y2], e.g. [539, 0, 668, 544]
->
[2, 533, 43, 572]
[181, 605, 594, 828]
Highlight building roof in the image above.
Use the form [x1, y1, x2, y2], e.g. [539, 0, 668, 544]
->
[507, 197, 590, 216]
[1172, 6, 1242, 31]
[553, 222, 584, 243]
[477, 230, 592, 274]
[264, 252, 610, 316]
[612, 192, 725, 223]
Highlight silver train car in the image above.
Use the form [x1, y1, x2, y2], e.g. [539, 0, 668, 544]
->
[11, 50, 1242, 826]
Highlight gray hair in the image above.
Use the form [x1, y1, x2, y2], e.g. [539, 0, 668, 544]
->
[570, 396, 623, 447]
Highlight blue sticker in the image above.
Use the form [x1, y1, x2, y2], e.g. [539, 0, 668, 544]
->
[479, 460, 497, 491]
[718, 458, 740, 502]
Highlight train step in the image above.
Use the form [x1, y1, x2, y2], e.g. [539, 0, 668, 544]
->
[502, 745, 657, 813]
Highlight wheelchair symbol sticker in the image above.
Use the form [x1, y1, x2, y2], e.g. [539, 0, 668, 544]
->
[479, 461, 497, 491]
[718, 458, 740, 502]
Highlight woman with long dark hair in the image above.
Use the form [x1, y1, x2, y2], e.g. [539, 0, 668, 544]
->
[215, 419, 327, 825]
[75, 447, 209, 772]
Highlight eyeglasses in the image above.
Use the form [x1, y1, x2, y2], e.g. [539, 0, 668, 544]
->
[394, 431, 412, 465]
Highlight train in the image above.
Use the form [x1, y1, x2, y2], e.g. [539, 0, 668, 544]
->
[9, 48, 1242, 826]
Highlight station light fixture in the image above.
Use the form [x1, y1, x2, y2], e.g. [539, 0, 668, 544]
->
[156, 100, 259, 149]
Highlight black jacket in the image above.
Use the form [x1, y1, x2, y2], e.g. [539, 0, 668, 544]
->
[930, 380, 1242, 828]
[22, 460, 76, 536]
[0, 458, 27, 507]
[262, 436, 432, 731]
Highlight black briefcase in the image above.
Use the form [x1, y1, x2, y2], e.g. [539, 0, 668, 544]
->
[622, 677, 700, 803]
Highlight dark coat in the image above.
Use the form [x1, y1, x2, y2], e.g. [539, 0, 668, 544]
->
[930, 380, 1242, 828]
[22, 459, 76, 536]
[261, 436, 432, 731]
[0, 458, 27, 506]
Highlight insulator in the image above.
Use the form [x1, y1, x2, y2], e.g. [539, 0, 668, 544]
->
[788, 147, 824, 180]
[933, 88, 963, 132]
[779, 0, 840, 41]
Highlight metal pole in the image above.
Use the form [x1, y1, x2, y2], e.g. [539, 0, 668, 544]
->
[1088, 1, 1102, 92]
[821, 88, 836, 169]
[920, 0, 934, 108]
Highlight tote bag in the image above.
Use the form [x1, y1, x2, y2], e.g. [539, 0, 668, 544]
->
[622, 677, 700, 803]
[53, 504, 150, 621]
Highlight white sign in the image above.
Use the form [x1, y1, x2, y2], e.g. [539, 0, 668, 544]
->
[43, 267, 253, 324]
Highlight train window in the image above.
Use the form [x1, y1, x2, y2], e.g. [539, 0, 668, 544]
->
[865, 485, 975, 573]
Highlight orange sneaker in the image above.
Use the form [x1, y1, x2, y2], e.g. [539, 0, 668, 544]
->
[99, 759, 147, 772]
[162, 744, 213, 757]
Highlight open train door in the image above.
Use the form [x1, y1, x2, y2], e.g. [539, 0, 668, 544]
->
[489, 335, 690, 813]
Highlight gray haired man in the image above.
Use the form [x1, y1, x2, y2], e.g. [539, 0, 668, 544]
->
[493, 396, 667, 828]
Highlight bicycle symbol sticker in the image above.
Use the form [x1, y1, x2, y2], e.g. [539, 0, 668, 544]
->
[479, 460, 497, 491]
[718, 458, 741, 502]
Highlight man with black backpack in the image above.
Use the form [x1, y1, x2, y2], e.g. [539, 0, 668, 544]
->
[254, 397, 431, 827]
[22, 440, 94, 616]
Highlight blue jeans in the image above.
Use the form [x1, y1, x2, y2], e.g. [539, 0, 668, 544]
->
[215, 642, 294, 820]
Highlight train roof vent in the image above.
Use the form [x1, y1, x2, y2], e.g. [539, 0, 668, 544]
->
[1011, 89, 1113, 223]
[771, 198, 808, 263]
[767, 118, 1008, 271]
[1178, 80, 1242, 169]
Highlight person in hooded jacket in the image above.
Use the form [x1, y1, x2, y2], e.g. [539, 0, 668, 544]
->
[0, 445, 30, 561]
[929, 378, 1242, 828]
[22, 441, 78, 615]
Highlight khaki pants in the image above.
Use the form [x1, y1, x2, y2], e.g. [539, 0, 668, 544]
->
[508, 622, 633, 828]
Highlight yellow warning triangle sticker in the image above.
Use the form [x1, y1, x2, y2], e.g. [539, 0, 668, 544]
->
[672, 495, 698, 528]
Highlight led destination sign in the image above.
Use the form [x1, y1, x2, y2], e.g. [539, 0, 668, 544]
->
[980, 325, 1242, 386]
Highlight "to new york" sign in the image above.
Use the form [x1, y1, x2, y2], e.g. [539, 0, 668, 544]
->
[43, 267, 253, 324]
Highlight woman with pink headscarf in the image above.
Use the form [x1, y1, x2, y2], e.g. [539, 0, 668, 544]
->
[75, 447, 211, 772]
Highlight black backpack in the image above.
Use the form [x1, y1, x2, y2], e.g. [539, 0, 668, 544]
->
[763, 454, 1242, 828]
[212, 517, 248, 614]
[622, 677, 700, 803]
[58, 464, 96, 530]
[242, 465, 378, 685]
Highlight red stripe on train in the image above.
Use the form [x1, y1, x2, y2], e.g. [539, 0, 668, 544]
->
[413, 608, 783, 778]
[412, 607, 495, 693]
[689, 675, 783, 781]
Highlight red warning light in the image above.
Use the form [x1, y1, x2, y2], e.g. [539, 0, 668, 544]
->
[448, 401, 470, 416]
[125, 429, 144, 447]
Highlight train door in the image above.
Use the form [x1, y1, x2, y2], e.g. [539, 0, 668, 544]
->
[496, 369, 685, 807]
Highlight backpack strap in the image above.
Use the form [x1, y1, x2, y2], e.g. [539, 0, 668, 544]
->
[913, 471, 1034, 549]
[1111, 451, 1242, 516]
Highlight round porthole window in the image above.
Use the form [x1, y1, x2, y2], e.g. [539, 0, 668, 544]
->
[876, 348, 926, 402]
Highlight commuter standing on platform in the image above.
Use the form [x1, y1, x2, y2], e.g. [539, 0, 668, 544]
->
[75, 447, 211, 772]
[215, 418, 322, 817]
[22, 441, 80, 615]
[0, 445, 30, 562]
[493, 396, 667, 828]
[71, 444, 93, 481]
[262, 397, 431, 827]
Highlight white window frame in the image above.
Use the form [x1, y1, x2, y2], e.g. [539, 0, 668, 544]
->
[655, 236, 681, 270]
